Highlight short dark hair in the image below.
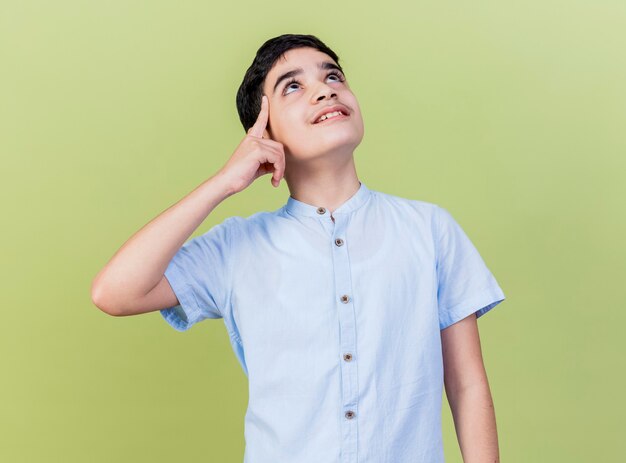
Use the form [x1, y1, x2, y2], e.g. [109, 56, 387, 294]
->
[235, 34, 342, 133]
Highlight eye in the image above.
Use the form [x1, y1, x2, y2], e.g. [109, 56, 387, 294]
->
[283, 78, 301, 95]
[327, 71, 345, 82]
[282, 71, 346, 96]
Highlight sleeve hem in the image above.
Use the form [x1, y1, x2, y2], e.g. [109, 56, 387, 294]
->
[159, 263, 204, 332]
[439, 285, 506, 330]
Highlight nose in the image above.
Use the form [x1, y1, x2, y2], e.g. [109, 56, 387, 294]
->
[312, 83, 337, 103]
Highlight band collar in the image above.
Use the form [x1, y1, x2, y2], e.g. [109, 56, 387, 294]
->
[285, 181, 371, 218]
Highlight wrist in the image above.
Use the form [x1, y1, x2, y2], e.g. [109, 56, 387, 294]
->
[210, 170, 238, 198]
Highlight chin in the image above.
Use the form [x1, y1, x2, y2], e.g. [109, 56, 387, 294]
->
[313, 139, 362, 159]
[285, 126, 363, 159]
[327, 136, 362, 155]
[319, 125, 363, 146]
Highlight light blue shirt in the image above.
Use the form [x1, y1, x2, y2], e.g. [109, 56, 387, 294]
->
[160, 181, 506, 463]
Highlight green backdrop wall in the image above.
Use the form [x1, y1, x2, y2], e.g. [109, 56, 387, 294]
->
[2, 1, 624, 461]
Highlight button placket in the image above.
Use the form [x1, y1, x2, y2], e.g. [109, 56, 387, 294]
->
[315, 206, 337, 234]
[330, 213, 359, 462]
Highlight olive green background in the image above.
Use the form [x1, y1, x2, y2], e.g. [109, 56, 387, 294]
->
[2, 1, 624, 461]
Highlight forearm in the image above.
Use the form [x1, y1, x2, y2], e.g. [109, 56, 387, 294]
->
[447, 381, 500, 463]
[91, 171, 234, 311]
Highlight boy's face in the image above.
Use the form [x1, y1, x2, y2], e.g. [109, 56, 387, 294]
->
[261, 47, 364, 161]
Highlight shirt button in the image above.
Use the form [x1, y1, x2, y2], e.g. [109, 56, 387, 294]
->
[345, 410, 355, 420]
[343, 353, 353, 361]
[316, 207, 326, 214]
[334, 238, 344, 246]
[340, 295, 350, 303]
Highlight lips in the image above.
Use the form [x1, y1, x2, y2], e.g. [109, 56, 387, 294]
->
[311, 104, 350, 124]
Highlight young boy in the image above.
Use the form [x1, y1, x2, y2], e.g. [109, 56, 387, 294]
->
[92, 34, 506, 463]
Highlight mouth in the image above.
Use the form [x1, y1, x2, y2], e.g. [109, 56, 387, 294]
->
[312, 107, 350, 125]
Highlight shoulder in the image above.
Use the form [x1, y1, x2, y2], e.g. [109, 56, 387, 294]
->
[218, 206, 288, 240]
[369, 188, 441, 224]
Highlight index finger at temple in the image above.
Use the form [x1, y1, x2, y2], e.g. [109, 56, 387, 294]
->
[248, 95, 269, 138]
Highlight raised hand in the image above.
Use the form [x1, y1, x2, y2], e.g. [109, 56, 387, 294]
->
[217, 95, 286, 194]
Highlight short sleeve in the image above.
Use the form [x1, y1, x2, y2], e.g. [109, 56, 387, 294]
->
[160, 217, 234, 331]
[434, 205, 506, 330]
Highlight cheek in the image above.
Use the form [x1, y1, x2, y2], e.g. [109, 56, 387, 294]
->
[348, 97, 364, 124]
[281, 111, 308, 133]
[347, 95, 361, 113]
[272, 118, 307, 145]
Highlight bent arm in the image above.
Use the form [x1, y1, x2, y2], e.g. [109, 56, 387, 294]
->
[441, 313, 500, 463]
[91, 172, 234, 317]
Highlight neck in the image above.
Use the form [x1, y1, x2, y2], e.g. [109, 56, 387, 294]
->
[284, 150, 360, 214]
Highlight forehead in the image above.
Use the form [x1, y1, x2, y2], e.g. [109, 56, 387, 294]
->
[271, 47, 335, 70]
[264, 48, 336, 85]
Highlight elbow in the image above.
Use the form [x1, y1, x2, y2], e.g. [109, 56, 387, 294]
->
[91, 279, 125, 317]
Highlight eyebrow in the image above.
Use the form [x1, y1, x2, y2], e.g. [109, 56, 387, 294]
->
[272, 61, 344, 95]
